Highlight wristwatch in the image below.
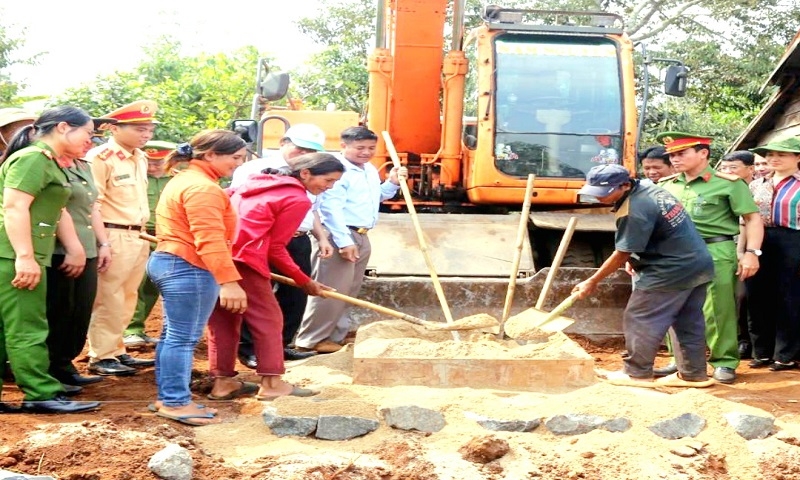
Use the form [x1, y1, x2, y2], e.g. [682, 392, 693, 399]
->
[745, 248, 762, 256]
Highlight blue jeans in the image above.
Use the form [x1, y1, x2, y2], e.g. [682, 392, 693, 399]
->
[147, 252, 219, 407]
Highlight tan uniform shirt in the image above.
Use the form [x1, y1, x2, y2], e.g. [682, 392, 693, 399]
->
[87, 137, 150, 226]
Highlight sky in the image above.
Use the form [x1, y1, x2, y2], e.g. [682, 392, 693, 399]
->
[1, 0, 325, 98]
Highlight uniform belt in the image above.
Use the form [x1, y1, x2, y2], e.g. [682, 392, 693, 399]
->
[104, 222, 142, 231]
[292, 231, 309, 238]
[703, 235, 733, 244]
[347, 226, 370, 235]
[146, 228, 156, 236]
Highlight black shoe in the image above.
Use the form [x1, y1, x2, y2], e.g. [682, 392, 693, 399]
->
[0, 402, 21, 413]
[713, 366, 736, 384]
[116, 354, 155, 368]
[284, 347, 318, 361]
[653, 363, 678, 378]
[738, 341, 752, 359]
[769, 361, 798, 372]
[748, 358, 773, 368]
[61, 384, 83, 397]
[21, 394, 100, 414]
[53, 372, 103, 386]
[88, 359, 137, 376]
[238, 354, 257, 369]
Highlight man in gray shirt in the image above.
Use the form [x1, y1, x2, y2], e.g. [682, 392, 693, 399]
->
[572, 164, 715, 386]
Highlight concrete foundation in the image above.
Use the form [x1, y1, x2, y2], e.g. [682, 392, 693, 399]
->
[352, 320, 596, 392]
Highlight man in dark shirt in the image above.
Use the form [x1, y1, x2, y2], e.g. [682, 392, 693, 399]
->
[572, 164, 715, 386]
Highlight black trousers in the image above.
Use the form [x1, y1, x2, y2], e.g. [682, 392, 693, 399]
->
[239, 234, 312, 356]
[747, 227, 800, 363]
[45, 255, 98, 376]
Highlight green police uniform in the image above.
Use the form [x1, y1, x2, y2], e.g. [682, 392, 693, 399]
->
[125, 174, 171, 336]
[659, 165, 759, 369]
[0, 142, 71, 400]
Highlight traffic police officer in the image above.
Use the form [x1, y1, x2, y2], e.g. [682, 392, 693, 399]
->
[656, 132, 763, 384]
[123, 140, 176, 348]
[87, 100, 158, 376]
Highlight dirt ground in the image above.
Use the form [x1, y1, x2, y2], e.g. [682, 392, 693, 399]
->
[3, 305, 800, 480]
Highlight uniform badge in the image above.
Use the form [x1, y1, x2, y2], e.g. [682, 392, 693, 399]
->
[662, 136, 674, 144]
[97, 149, 114, 161]
[116, 151, 126, 160]
[114, 174, 131, 181]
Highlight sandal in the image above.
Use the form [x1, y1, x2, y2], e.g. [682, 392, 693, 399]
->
[154, 409, 218, 426]
[256, 385, 318, 401]
[207, 381, 259, 401]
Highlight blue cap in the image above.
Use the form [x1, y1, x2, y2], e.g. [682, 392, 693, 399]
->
[577, 164, 631, 198]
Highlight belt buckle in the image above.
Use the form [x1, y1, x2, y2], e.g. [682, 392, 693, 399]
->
[356, 227, 368, 235]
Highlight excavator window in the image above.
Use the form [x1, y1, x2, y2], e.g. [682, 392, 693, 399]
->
[493, 34, 623, 179]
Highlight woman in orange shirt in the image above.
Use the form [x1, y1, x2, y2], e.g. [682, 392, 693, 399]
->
[146, 130, 247, 426]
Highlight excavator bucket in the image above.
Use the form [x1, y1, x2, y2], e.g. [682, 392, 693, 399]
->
[352, 212, 629, 342]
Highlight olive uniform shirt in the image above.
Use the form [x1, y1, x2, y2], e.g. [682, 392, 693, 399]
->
[146, 175, 171, 234]
[658, 166, 758, 237]
[53, 159, 98, 258]
[0, 142, 71, 267]
[87, 137, 149, 227]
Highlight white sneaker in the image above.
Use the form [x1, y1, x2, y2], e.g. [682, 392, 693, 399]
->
[123, 334, 146, 347]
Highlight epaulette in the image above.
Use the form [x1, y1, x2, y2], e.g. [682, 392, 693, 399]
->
[36, 148, 54, 161]
[95, 148, 114, 161]
[657, 173, 680, 183]
[714, 171, 741, 182]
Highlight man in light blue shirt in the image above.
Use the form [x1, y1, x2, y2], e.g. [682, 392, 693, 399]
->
[230, 123, 334, 364]
[295, 126, 404, 353]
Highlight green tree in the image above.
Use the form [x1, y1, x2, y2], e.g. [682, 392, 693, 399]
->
[51, 37, 260, 142]
[0, 21, 39, 105]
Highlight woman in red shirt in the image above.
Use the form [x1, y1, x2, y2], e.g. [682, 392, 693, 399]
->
[147, 130, 248, 426]
[207, 152, 343, 401]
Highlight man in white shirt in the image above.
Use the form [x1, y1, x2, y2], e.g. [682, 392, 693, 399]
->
[231, 123, 334, 363]
[295, 126, 404, 353]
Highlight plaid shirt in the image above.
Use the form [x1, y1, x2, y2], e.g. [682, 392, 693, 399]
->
[749, 171, 800, 230]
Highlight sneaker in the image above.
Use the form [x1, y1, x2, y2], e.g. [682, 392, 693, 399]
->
[123, 334, 146, 347]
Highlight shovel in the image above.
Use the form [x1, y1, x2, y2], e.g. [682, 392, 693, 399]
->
[504, 293, 578, 340]
[270, 273, 498, 331]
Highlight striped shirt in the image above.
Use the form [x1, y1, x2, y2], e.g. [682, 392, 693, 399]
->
[750, 171, 800, 230]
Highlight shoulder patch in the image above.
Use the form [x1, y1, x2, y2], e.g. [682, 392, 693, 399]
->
[657, 173, 680, 183]
[714, 171, 741, 182]
[96, 149, 114, 161]
[36, 148, 54, 160]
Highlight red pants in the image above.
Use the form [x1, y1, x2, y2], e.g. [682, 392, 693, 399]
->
[207, 262, 284, 377]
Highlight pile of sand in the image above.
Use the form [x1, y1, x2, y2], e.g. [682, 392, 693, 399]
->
[193, 321, 800, 479]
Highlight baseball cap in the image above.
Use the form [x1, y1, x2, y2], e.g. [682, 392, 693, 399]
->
[577, 164, 632, 198]
[283, 124, 326, 151]
[750, 136, 800, 156]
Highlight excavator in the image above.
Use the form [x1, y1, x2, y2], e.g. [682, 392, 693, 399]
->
[232, 1, 688, 340]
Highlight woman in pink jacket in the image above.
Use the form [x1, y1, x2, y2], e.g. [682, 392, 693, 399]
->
[206, 152, 343, 401]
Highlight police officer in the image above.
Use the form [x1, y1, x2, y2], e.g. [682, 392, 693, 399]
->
[655, 132, 763, 384]
[123, 140, 176, 348]
[0, 106, 100, 413]
[87, 100, 158, 376]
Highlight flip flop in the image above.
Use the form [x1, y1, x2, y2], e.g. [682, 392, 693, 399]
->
[655, 373, 715, 388]
[207, 381, 259, 401]
[148, 403, 212, 412]
[256, 385, 318, 401]
[603, 371, 658, 388]
[154, 409, 217, 426]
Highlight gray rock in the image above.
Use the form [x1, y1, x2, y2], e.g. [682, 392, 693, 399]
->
[381, 405, 446, 433]
[0, 470, 56, 480]
[724, 412, 774, 440]
[263, 407, 318, 437]
[315, 415, 379, 440]
[648, 413, 706, 439]
[147, 443, 193, 480]
[477, 417, 541, 432]
[602, 417, 632, 433]
[545, 414, 606, 435]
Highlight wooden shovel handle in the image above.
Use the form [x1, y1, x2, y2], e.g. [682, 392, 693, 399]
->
[269, 273, 430, 326]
